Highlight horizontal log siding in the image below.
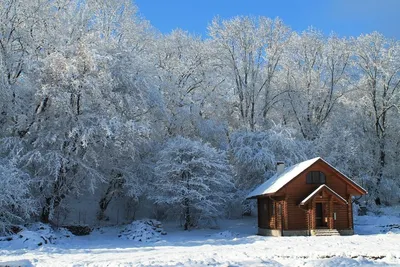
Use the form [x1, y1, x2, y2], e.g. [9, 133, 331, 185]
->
[258, 197, 278, 229]
[283, 161, 351, 230]
[269, 199, 276, 229]
[287, 197, 307, 229]
[334, 203, 349, 229]
[257, 198, 269, 229]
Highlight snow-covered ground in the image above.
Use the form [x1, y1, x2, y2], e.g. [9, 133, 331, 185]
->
[0, 207, 399, 267]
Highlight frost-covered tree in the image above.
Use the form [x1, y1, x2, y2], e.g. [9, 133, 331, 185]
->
[89, 1, 160, 220]
[0, 0, 45, 135]
[152, 137, 234, 230]
[0, 0, 160, 223]
[22, 42, 115, 222]
[351, 32, 400, 205]
[95, 119, 154, 221]
[0, 158, 36, 234]
[1, 4, 400, 227]
[281, 30, 351, 140]
[230, 127, 309, 190]
[155, 30, 215, 137]
[229, 127, 309, 214]
[209, 16, 291, 130]
[153, 30, 231, 150]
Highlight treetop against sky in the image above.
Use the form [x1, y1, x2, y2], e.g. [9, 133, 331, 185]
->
[135, 0, 400, 39]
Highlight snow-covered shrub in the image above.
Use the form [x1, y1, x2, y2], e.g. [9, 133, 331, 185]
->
[118, 219, 166, 242]
[0, 158, 36, 234]
[152, 136, 234, 230]
[0, 223, 72, 249]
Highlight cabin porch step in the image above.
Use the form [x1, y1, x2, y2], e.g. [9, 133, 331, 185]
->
[311, 229, 340, 236]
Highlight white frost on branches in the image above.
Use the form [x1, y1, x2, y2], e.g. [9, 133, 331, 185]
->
[152, 137, 234, 229]
[0, 158, 36, 234]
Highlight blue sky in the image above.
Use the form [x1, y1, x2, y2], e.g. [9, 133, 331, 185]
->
[134, 0, 400, 39]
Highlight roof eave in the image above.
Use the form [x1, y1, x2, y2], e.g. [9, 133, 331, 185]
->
[319, 158, 368, 196]
[299, 185, 348, 206]
[246, 193, 273, 199]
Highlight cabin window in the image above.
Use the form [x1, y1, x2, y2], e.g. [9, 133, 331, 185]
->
[306, 171, 326, 184]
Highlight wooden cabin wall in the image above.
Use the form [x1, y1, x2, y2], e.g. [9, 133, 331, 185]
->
[257, 197, 277, 229]
[257, 198, 269, 229]
[269, 199, 276, 228]
[280, 161, 352, 230]
[286, 197, 307, 229]
[334, 203, 349, 229]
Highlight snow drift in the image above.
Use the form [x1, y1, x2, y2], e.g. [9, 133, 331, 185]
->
[118, 219, 166, 242]
[0, 223, 72, 249]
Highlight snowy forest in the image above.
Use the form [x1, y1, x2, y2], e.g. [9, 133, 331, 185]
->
[0, 0, 399, 233]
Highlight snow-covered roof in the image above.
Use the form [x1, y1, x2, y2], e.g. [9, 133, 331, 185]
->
[300, 184, 348, 205]
[247, 157, 320, 199]
[246, 157, 367, 199]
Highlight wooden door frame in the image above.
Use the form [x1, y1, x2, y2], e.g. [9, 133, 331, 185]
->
[313, 201, 330, 229]
[315, 202, 325, 228]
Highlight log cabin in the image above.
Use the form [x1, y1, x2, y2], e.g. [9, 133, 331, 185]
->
[247, 157, 367, 236]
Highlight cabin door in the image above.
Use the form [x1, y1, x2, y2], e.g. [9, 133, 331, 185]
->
[315, 203, 327, 228]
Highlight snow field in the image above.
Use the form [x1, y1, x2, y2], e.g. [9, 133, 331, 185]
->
[0, 212, 399, 267]
[1, 233, 399, 266]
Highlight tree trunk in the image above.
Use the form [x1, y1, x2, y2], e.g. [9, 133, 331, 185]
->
[183, 170, 192, 230]
[97, 195, 112, 221]
[97, 173, 124, 221]
[40, 197, 52, 223]
[184, 198, 191, 230]
[97, 189, 114, 221]
[40, 163, 67, 223]
[375, 104, 386, 205]
[375, 140, 385, 205]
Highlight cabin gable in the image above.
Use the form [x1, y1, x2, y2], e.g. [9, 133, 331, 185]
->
[282, 160, 349, 204]
[276, 158, 365, 198]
